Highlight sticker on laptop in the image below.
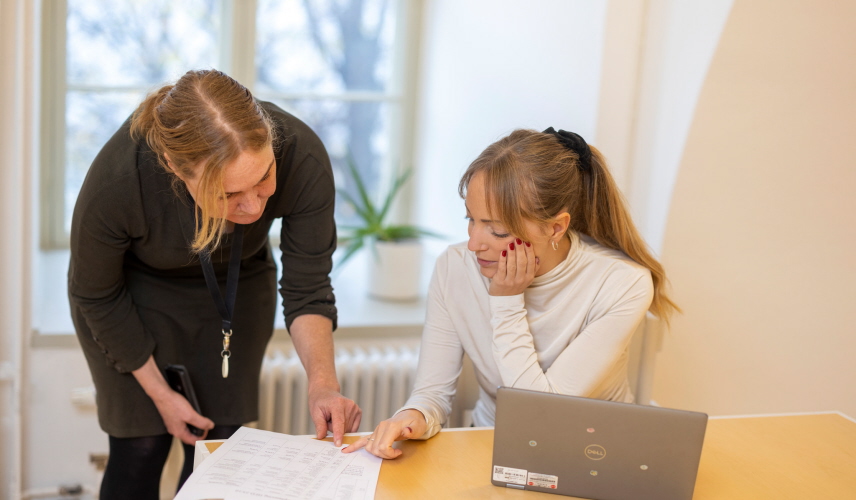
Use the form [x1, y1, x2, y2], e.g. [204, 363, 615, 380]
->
[493, 465, 527, 485]
[527, 472, 559, 489]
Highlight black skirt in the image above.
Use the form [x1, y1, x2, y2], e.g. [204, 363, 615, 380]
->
[74, 243, 277, 438]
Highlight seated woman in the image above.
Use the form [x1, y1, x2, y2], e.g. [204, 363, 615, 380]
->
[344, 128, 679, 459]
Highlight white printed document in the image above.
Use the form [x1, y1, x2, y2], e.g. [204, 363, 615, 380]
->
[175, 426, 382, 500]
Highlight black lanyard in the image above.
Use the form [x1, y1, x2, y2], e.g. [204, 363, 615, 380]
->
[199, 224, 243, 377]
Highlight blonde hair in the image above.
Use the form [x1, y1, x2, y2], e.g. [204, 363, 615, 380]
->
[459, 129, 680, 325]
[130, 69, 276, 252]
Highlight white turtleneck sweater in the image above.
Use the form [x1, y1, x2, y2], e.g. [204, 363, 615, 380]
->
[401, 232, 654, 439]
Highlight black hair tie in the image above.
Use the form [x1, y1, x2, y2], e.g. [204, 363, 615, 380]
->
[543, 127, 592, 173]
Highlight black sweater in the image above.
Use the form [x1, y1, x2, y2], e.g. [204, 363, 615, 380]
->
[68, 102, 337, 436]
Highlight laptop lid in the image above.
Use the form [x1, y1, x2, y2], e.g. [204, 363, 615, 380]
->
[491, 387, 708, 500]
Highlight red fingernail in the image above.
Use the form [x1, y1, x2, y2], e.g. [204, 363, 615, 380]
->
[525, 241, 531, 247]
[502, 250, 507, 257]
[509, 242, 515, 250]
[516, 238, 522, 245]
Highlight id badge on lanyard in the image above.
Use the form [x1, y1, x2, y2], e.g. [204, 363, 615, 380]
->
[199, 224, 243, 378]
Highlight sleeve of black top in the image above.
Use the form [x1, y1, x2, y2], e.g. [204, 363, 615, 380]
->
[67, 134, 156, 373]
[278, 153, 338, 332]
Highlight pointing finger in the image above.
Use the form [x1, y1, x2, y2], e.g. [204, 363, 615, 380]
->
[330, 403, 346, 447]
[342, 435, 369, 454]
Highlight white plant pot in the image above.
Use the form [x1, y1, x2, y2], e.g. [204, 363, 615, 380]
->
[368, 239, 423, 301]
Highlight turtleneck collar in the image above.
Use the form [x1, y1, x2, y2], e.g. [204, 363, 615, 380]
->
[530, 231, 582, 288]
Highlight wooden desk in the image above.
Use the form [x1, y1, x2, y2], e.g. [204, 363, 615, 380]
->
[337, 412, 856, 500]
[201, 412, 855, 498]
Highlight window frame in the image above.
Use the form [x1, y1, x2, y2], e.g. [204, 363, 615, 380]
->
[38, 0, 422, 250]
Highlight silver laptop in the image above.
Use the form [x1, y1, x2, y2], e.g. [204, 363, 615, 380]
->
[492, 387, 708, 500]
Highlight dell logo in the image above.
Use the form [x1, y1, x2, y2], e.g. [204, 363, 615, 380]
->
[585, 445, 606, 461]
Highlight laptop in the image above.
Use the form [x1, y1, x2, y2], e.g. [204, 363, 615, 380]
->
[491, 387, 708, 500]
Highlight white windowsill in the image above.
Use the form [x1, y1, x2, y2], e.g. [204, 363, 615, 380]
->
[32, 244, 437, 348]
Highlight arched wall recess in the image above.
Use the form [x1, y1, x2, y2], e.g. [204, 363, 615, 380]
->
[654, 0, 856, 418]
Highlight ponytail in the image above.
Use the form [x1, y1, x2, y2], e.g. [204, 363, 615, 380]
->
[130, 84, 174, 157]
[578, 146, 681, 325]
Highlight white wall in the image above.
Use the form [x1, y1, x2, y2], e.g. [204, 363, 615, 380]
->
[653, 0, 856, 419]
[631, 0, 733, 254]
[412, 0, 607, 253]
[413, 0, 735, 258]
[592, 0, 647, 192]
[25, 349, 106, 493]
[597, 0, 856, 422]
[1, 0, 34, 498]
[597, 0, 733, 254]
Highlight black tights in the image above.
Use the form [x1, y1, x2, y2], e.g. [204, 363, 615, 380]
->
[100, 425, 240, 500]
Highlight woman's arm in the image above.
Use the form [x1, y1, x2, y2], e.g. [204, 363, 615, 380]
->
[68, 148, 154, 373]
[490, 272, 653, 397]
[485, 238, 653, 397]
[132, 356, 215, 445]
[69, 132, 213, 443]
[394, 251, 464, 440]
[290, 314, 361, 447]
[271, 136, 360, 445]
[343, 251, 464, 458]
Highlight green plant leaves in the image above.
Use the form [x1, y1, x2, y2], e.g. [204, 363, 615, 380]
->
[336, 156, 440, 268]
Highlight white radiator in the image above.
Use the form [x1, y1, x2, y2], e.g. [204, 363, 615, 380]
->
[258, 340, 420, 435]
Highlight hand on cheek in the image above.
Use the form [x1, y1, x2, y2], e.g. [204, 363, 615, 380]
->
[488, 238, 540, 296]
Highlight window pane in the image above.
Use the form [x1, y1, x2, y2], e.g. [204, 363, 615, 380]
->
[261, 98, 395, 226]
[62, 0, 224, 236]
[64, 91, 145, 232]
[255, 0, 399, 94]
[67, 0, 222, 86]
[256, 0, 403, 232]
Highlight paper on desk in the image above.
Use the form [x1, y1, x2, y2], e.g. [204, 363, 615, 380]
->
[174, 426, 382, 500]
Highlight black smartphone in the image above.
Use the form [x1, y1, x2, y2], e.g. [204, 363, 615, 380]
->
[163, 364, 205, 436]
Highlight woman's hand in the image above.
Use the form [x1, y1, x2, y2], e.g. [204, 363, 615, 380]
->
[489, 238, 540, 296]
[132, 356, 215, 445]
[341, 409, 428, 459]
[150, 388, 216, 445]
[308, 385, 362, 447]
[290, 314, 363, 446]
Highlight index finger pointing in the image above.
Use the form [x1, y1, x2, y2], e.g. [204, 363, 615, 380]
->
[342, 435, 369, 454]
[330, 402, 346, 447]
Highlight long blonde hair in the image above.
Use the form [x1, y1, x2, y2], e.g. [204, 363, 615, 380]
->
[459, 129, 680, 325]
[130, 69, 276, 252]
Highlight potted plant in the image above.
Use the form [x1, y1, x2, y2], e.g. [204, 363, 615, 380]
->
[337, 159, 437, 301]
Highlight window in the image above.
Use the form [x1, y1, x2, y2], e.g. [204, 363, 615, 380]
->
[254, 0, 407, 232]
[40, 0, 416, 249]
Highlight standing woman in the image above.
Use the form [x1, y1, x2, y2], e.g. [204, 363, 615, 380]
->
[345, 128, 679, 459]
[69, 69, 360, 497]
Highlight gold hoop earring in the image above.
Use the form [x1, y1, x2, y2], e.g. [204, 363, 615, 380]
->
[551, 240, 559, 251]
